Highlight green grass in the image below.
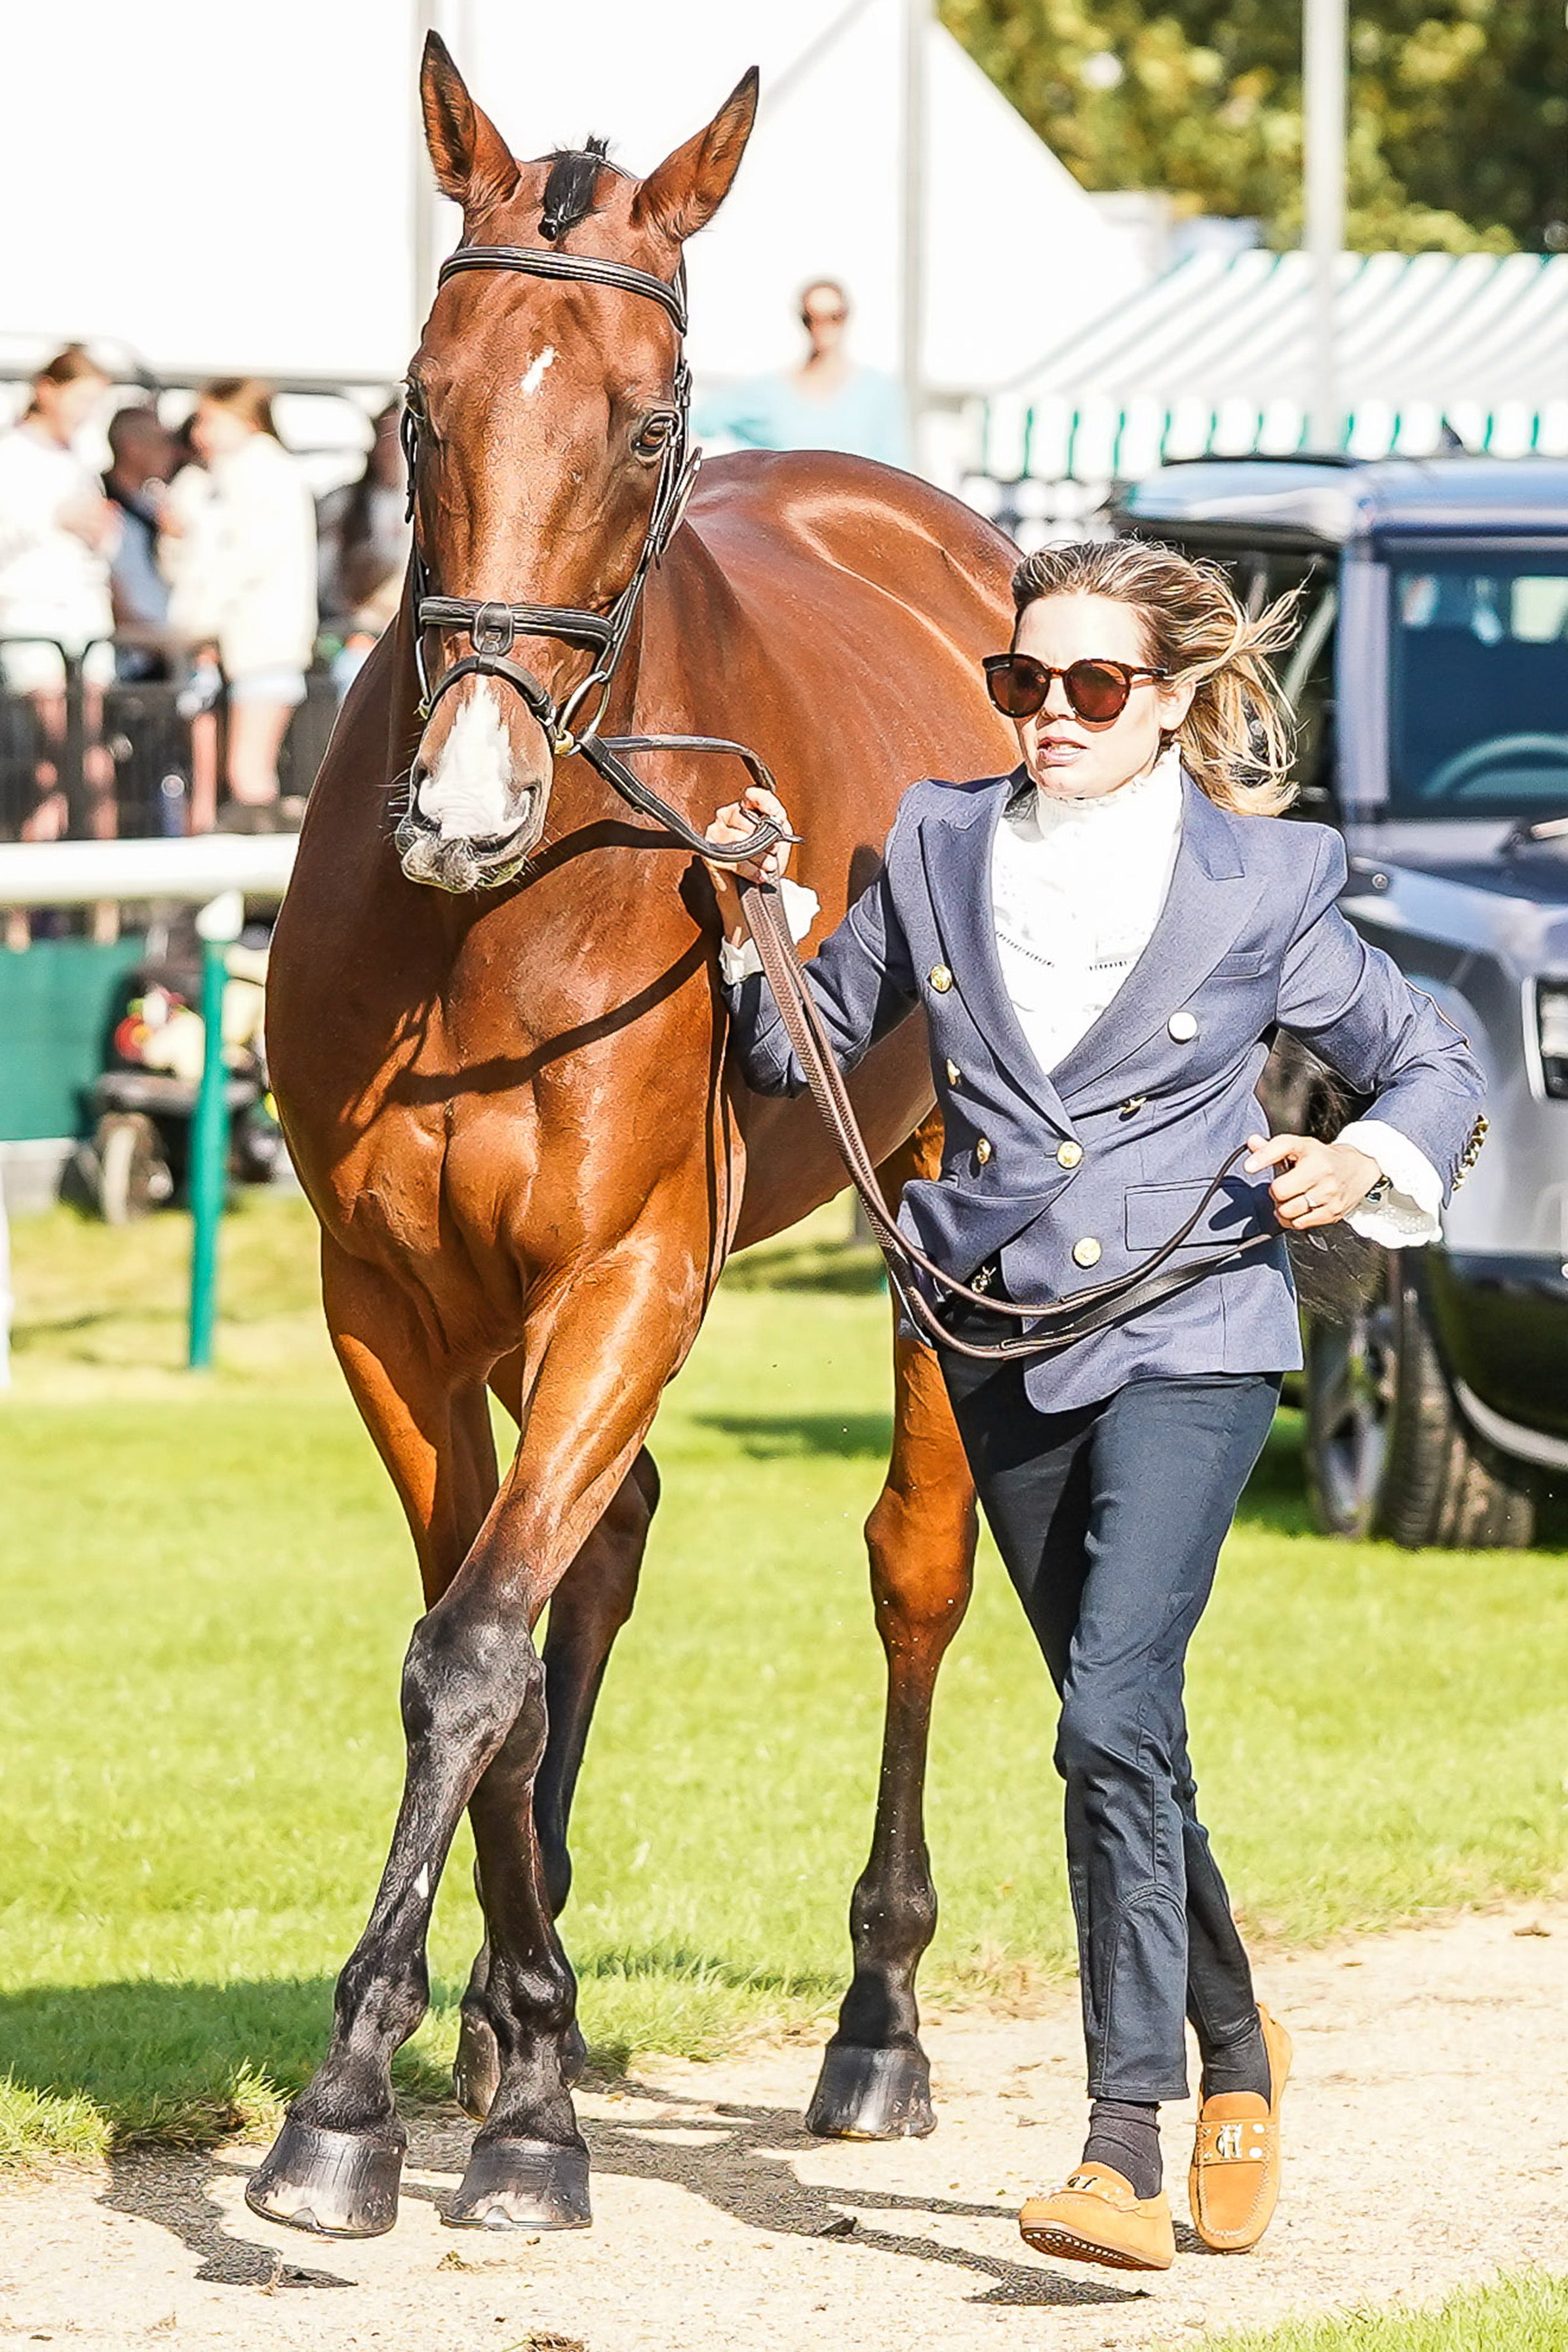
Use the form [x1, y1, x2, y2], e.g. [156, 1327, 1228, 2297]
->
[1207, 2272, 1568, 2351]
[1, 1190, 1565, 2165]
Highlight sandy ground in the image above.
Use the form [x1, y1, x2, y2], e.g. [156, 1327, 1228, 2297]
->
[1, 1903, 1563, 2352]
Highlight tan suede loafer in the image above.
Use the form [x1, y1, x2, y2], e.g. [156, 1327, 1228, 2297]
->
[1019, 2163, 1175, 2272]
[1189, 2005, 1293, 2252]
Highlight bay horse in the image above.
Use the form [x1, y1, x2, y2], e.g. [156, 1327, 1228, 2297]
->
[252, 34, 1018, 2237]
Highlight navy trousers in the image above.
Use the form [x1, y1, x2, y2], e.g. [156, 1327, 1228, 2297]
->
[940, 1346, 1278, 2102]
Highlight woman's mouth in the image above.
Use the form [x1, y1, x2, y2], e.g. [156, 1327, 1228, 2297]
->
[1035, 737, 1086, 765]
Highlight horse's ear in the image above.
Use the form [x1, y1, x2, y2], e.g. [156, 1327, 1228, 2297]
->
[420, 31, 519, 215]
[632, 68, 758, 243]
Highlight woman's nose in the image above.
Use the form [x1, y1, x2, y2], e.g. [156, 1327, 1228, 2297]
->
[1039, 674, 1074, 717]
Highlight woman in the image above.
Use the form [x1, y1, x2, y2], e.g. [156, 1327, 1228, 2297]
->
[317, 400, 410, 697]
[166, 378, 317, 830]
[694, 280, 910, 468]
[706, 538, 1484, 2273]
[0, 343, 117, 845]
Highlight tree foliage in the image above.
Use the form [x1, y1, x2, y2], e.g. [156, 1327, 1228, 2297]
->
[939, 0, 1568, 253]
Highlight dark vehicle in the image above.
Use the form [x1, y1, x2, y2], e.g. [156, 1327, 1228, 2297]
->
[1114, 456, 1568, 1548]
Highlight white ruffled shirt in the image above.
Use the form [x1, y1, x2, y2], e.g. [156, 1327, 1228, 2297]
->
[722, 749, 1441, 1247]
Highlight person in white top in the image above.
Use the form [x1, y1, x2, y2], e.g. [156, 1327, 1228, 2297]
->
[167, 378, 317, 830]
[0, 344, 119, 842]
[707, 534, 1483, 2276]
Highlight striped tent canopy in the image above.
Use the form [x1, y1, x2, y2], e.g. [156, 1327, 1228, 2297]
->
[971, 250, 1568, 487]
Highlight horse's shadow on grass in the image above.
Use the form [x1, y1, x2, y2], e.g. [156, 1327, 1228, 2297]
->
[697, 1411, 893, 1461]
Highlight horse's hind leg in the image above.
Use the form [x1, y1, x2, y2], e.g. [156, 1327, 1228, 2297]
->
[452, 1444, 659, 2122]
[247, 1244, 497, 2239]
[808, 1112, 978, 2139]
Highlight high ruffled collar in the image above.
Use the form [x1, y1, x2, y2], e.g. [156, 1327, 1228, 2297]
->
[1013, 743, 1184, 838]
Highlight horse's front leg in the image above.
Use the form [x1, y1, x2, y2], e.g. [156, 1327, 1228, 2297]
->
[253, 1241, 699, 2237]
[246, 1244, 499, 2237]
[808, 1119, 978, 2138]
[452, 1445, 659, 2124]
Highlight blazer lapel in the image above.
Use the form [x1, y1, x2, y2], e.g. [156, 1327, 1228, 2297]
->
[1048, 773, 1263, 1103]
[916, 772, 1076, 1139]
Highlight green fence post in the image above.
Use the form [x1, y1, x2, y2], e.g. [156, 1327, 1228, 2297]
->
[187, 889, 243, 1371]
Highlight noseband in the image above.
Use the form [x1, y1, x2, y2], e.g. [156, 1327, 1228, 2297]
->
[402, 239, 787, 866]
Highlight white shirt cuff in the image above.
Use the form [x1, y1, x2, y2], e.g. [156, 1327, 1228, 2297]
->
[718, 877, 820, 986]
[1338, 1118, 1443, 1247]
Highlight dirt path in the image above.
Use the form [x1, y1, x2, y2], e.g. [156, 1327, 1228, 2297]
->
[1, 1903, 1562, 2351]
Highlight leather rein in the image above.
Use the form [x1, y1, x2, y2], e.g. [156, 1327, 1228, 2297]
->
[403, 235, 1280, 1360]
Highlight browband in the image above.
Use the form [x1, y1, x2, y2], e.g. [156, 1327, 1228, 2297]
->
[437, 246, 688, 334]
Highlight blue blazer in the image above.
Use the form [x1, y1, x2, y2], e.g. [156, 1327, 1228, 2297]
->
[724, 769, 1485, 1411]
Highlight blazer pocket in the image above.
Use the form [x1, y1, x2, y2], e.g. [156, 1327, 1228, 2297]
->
[1209, 949, 1270, 981]
[1125, 1183, 1210, 1252]
[1125, 1178, 1274, 1252]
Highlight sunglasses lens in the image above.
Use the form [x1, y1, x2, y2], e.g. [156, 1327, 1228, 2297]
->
[1066, 661, 1130, 721]
[986, 657, 1046, 718]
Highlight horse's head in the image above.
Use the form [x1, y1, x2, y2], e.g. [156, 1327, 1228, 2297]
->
[395, 35, 756, 892]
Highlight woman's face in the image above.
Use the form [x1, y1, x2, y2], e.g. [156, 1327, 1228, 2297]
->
[33, 373, 108, 442]
[190, 401, 252, 463]
[1013, 591, 1196, 801]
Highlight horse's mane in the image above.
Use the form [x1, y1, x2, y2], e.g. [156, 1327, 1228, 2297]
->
[539, 137, 612, 241]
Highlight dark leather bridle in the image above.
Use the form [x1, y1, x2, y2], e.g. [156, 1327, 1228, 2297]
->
[401, 235, 789, 867]
[402, 231, 1286, 1358]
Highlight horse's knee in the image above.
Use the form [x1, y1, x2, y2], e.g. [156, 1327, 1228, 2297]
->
[863, 1478, 975, 1640]
[401, 1605, 543, 1767]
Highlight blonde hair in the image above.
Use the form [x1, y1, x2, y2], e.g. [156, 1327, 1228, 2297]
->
[199, 376, 280, 441]
[1011, 537, 1301, 815]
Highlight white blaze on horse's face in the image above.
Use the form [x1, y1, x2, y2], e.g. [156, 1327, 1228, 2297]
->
[418, 683, 522, 847]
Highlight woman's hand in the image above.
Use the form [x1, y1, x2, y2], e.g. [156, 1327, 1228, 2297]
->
[703, 785, 793, 886]
[1245, 1132, 1382, 1230]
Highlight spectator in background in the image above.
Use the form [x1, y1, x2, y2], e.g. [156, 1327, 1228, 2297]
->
[0, 344, 118, 843]
[317, 400, 409, 696]
[694, 281, 911, 468]
[167, 378, 317, 832]
[104, 406, 178, 680]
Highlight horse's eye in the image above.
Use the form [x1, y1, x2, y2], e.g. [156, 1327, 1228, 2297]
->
[402, 381, 428, 427]
[635, 412, 676, 460]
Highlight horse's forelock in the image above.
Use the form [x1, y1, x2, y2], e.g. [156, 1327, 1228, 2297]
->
[539, 137, 612, 241]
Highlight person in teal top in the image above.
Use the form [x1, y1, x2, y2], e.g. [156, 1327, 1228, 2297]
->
[694, 280, 912, 470]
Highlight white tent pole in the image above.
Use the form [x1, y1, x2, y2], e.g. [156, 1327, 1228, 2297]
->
[901, 0, 930, 455]
[1303, 0, 1346, 452]
[411, 0, 443, 361]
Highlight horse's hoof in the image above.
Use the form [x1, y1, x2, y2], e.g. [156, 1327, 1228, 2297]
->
[453, 2010, 500, 2121]
[244, 2117, 404, 2237]
[806, 2043, 935, 2139]
[444, 2137, 592, 2229]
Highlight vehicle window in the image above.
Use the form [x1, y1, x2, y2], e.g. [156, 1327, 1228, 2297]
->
[1274, 560, 1337, 810]
[1389, 555, 1568, 817]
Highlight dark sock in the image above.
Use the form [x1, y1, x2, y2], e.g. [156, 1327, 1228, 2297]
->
[1200, 2010, 1271, 2104]
[1082, 2099, 1162, 2199]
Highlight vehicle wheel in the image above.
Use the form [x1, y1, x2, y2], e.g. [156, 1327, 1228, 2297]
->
[94, 1112, 174, 1225]
[1304, 1256, 1535, 1548]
